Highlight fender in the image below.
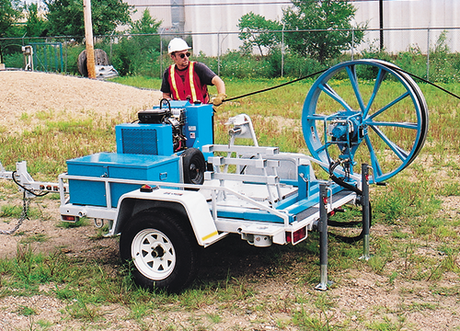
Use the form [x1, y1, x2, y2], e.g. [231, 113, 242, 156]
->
[111, 187, 221, 247]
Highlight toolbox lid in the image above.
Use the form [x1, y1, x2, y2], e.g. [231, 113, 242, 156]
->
[67, 152, 179, 168]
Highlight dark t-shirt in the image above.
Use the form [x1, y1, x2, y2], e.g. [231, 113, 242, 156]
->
[160, 62, 217, 95]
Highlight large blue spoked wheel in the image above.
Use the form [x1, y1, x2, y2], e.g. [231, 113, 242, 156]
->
[302, 59, 428, 183]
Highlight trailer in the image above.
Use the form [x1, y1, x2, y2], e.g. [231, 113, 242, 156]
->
[0, 60, 428, 293]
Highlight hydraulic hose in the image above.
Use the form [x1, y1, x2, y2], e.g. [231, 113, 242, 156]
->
[327, 160, 373, 243]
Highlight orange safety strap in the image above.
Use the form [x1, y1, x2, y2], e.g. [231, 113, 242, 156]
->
[169, 65, 180, 100]
[188, 62, 197, 102]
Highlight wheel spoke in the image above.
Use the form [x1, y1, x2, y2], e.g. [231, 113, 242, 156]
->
[346, 65, 366, 112]
[132, 230, 177, 276]
[368, 121, 419, 130]
[364, 135, 383, 179]
[314, 142, 332, 154]
[364, 68, 387, 117]
[163, 249, 175, 261]
[369, 125, 410, 161]
[319, 83, 353, 112]
[304, 113, 328, 121]
[368, 91, 410, 121]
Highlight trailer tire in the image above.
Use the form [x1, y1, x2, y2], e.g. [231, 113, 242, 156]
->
[182, 148, 205, 185]
[120, 209, 200, 293]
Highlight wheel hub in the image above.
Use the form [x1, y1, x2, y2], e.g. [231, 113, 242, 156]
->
[152, 245, 165, 258]
[131, 228, 177, 280]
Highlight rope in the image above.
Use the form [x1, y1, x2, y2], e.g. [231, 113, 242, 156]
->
[224, 68, 328, 102]
[393, 67, 460, 101]
[222, 64, 460, 103]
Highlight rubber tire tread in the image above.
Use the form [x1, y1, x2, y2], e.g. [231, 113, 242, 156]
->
[119, 208, 200, 293]
[182, 148, 205, 185]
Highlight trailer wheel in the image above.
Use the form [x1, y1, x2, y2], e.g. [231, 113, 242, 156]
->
[182, 148, 205, 185]
[120, 209, 199, 293]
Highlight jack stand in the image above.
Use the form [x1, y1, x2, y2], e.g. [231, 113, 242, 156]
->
[359, 163, 372, 261]
[315, 183, 333, 291]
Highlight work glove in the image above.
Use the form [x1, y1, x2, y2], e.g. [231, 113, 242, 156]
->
[212, 93, 227, 106]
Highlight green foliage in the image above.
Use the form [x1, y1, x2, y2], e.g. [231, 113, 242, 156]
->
[110, 10, 163, 77]
[130, 9, 161, 36]
[2, 50, 23, 68]
[282, 0, 366, 64]
[0, 0, 23, 38]
[218, 50, 275, 78]
[237, 11, 282, 56]
[24, 3, 48, 37]
[110, 36, 162, 77]
[0, 204, 23, 218]
[372, 179, 441, 225]
[44, 0, 132, 38]
[0, 113, 117, 176]
[64, 43, 86, 74]
[426, 30, 460, 83]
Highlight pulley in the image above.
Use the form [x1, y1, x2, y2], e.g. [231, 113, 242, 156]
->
[302, 59, 429, 183]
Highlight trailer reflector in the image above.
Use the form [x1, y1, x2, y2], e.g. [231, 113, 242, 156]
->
[61, 215, 78, 222]
[286, 227, 307, 244]
[202, 230, 218, 241]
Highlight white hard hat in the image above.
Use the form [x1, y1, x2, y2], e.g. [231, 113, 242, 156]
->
[168, 38, 191, 54]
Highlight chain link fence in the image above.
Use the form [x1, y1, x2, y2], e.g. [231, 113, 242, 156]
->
[1, 26, 459, 81]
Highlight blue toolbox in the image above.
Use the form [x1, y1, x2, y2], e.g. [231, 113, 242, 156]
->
[67, 152, 180, 207]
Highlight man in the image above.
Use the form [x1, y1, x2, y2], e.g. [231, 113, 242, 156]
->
[161, 38, 226, 106]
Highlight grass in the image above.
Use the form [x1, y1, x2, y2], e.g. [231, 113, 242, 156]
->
[1, 75, 460, 329]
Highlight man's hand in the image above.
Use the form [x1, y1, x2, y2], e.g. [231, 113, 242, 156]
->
[212, 93, 227, 106]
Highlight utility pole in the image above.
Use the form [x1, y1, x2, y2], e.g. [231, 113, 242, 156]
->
[83, 0, 96, 79]
[379, 0, 384, 51]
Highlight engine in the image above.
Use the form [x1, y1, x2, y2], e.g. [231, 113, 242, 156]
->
[138, 103, 186, 152]
[116, 99, 214, 157]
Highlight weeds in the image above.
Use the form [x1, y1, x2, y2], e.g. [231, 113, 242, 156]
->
[0, 77, 459, 330]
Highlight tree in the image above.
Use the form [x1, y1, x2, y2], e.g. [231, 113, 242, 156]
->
[130, 9, 162, 52]
[282, 0, 366, 64]
[25, 3, 48, 37]
[44, 0, 132, 38]
[112, 10, 163, 76]
[130, 9, 161, 35]
[0, 0, 23, 38]
[238, 12, 282, 56]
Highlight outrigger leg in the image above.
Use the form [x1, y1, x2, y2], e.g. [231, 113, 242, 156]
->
[360, 163, 371, 261]
[316, 182, 331, 291]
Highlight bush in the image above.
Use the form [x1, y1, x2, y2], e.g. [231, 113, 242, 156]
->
[4, 33, 460, 83]
[2, 43, 24, 69]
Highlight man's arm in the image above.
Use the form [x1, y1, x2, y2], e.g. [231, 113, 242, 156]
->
[212, 75, 226, 95]
[211, 75, 227, 106]
[160, 68, 171, 99]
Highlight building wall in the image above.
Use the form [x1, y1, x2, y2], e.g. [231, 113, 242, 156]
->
[126, 0, 460, 55]
[354, 0, 460, 53]
[127, 0, 289, 55]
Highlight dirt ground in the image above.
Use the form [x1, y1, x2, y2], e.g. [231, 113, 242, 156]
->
[0, 71, 459, 331]
[0, 71, 162, 259]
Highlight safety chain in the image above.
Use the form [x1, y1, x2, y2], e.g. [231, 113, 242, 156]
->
[0, 191, 30, 235]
